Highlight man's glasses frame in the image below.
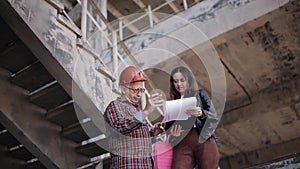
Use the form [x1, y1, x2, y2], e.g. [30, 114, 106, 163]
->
[123, 85, 146, 93]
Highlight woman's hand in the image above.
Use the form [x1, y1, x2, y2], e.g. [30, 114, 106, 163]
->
[170, 125, 182, 137]
[185, 107, 203, 117]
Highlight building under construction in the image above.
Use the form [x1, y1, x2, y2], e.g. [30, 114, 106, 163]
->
[0, 0, 299, 168]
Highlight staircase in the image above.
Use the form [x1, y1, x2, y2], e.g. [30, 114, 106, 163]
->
[0, 14, 111, 168]
[0, 0, 205, 168]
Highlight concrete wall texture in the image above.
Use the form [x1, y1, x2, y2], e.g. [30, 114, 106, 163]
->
[251, 154, 300, 169]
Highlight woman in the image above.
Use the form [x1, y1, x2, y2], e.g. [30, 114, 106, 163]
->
[166, 66, 219, 169]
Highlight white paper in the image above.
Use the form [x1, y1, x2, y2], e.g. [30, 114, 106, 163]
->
[162, 97, 197, 123]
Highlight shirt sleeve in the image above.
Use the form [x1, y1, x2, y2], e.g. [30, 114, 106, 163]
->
[104, 101, 145, 135]
[134, 111, 148, 124]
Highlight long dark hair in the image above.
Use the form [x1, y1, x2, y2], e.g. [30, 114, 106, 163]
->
[170, 66, 198, 100]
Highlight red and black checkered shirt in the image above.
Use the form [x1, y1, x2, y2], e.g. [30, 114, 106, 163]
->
[104, 97, 153, 169]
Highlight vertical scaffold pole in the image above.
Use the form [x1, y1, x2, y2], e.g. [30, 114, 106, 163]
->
[81, 0, 88, 42]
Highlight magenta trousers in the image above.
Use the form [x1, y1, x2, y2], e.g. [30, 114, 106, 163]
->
[171, 128, 219, 169]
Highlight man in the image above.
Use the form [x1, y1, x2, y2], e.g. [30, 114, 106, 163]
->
[104, 66, 164, 169]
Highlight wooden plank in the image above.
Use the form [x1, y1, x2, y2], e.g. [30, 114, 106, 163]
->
[11, 62, 55, 92]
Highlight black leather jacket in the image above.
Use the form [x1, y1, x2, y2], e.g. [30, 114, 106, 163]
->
[165, 89, 220, 145]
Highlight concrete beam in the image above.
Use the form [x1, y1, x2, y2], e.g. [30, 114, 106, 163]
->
[0, 75, 89, 168]
[219, 78, 300, 127]
[219, 137, 300, 169]
[132, 0, 159, 23]
[215, 78, 300, 162]
[107, 2, 139, 33]
[217, 103, 300, 156]
[165, 0, 180, 13]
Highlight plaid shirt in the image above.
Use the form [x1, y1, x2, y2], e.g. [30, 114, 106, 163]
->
[104, 97, 153, 169]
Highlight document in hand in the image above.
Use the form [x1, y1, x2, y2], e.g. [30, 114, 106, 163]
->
[162, 97, 197, 123]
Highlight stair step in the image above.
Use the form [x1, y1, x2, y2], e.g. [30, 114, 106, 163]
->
[30, 82, 71, 110]
[76, 138, 108, 157]
[0, 123, 4, 131]
[46, 102, 87, 128]
[103, 158, 111, 169]
[79, 158, 111, 169]
[0, 131, 20, 148]
[0, 17, 19, 51]
[61, 121, 102, 143]
[11, 62, 55, 92]
[10, 146, 35, 161]
[25, 160, 47, 169]
[0, 40, 37, 74]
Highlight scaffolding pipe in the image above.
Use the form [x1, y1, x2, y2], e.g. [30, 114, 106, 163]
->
[81, 0, 88, 41]
[112, 31, 118, 80]
[148, 5, 154, 28]
[86, 11, 112, 46]
[119, 20, 123, 40]
[183, 0, 188, 10]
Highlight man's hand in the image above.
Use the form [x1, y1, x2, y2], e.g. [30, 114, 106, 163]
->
[150, 123, 165, 136]
[143, 92, 165, 117]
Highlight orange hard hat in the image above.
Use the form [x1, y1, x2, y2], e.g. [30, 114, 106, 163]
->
[119, 66, 147, 85]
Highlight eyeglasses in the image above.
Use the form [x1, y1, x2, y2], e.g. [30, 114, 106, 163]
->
[123, 85, 145, 93]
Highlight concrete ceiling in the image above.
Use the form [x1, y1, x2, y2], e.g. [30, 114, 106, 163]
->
[144, 1, 300, 167]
